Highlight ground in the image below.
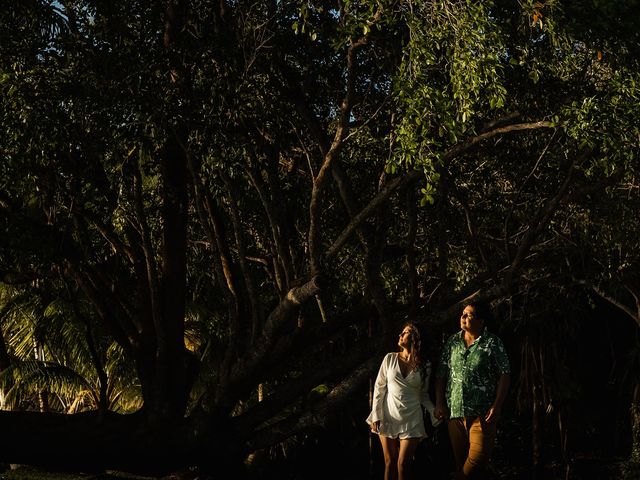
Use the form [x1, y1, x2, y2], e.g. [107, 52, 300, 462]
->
[0, 466, 206, 480]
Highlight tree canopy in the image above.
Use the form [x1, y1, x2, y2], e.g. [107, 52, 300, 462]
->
[1, 0, 639, 476]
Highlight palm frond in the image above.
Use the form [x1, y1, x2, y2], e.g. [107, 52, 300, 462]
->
[0, 359, 96, 411]
[108, 384, 143, 413]
[104, 342, 142, 412]
[37, 299, 97, 380]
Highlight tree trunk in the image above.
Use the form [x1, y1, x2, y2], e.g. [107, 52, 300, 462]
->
[156, 127, 189, 419]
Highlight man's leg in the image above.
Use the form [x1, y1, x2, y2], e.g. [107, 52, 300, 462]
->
[462, 416, 497, 478]
[447, 418, 469, 473]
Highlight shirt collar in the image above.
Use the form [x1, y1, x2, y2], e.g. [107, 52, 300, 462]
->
[457, 327, 487, 345]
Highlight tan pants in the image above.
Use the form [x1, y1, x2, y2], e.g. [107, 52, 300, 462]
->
[448, 416, 497, 478]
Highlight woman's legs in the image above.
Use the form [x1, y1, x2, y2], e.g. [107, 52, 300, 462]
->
[379, 435, 400, 480]
[397, 438, 420, 480]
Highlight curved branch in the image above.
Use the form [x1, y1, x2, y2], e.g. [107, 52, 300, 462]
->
[441, 121, 554, 162]
[326, 172, 419, 261]
[308, 36, 371, 272]
[591, 285, 640, 327]
[216, 276, 324, 408]
[324, 121, 558, 264]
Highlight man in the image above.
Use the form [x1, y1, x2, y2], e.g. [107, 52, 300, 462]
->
[434, 300, 510, 479]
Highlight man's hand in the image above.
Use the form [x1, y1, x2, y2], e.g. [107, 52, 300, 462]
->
[486, 373, 509, 423]
[484, 404, 501, 423]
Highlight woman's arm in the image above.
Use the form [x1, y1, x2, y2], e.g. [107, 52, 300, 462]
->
[368, 354, 390, 430]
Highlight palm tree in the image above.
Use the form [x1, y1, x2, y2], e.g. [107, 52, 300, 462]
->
[0, 282, 141, 414]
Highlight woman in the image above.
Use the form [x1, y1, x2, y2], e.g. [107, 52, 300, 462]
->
[366, 322, 440, 480]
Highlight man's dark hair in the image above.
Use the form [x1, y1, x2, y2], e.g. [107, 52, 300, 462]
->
[465, 299, 495, 325]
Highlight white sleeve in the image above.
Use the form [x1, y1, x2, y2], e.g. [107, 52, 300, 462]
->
[368, 354, 390, 424]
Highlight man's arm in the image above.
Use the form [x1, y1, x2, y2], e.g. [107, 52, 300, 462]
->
[484, 373, 510, 423]
[434, 336, 451, 421]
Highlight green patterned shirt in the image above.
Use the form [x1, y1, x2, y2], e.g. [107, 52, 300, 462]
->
[436, 329, 510, 418]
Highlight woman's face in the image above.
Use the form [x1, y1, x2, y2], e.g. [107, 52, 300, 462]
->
[460, 305, 484, 333]
[398, 326, 413, 349]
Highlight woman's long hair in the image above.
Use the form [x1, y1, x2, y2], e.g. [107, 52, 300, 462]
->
[402, 322, 429, 378]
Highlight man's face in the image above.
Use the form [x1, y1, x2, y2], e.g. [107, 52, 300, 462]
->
[460, 305, 484, 334]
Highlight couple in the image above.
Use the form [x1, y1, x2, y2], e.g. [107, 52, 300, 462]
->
[366, 300, 511, 480]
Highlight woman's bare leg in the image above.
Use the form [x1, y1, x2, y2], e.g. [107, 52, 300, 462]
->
[379, 435, 400, 480]
[397, 438, 420, 480]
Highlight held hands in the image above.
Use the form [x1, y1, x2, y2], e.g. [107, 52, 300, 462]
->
[434, 402, 448, 422]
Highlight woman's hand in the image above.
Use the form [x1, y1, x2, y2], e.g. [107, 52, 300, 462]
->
[434, 402, 448, 421]
[371, 421, 380, 434]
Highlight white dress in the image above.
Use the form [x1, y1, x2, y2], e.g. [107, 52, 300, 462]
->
[366, 352, 439, 439]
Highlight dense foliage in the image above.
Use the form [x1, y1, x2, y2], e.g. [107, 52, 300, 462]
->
[1, 0, 639, 477]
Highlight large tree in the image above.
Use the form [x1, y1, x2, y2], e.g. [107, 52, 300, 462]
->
[1, 0, 638, 475]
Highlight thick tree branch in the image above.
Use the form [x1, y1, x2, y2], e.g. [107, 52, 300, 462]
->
[308, 35, 371, 272]
[245, 165, 291, 294]
[221, 171, 263, 342]
[218, 276, 323, 408]
[236, 325, 381, 435]
[131, 163, 164, 352]
[281, 62, 374, 255]
[245, 352, 381, 452]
